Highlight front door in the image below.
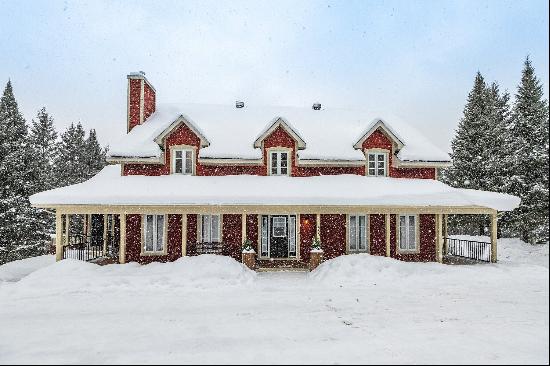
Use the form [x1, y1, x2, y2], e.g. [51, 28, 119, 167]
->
[270, 215, 288, 258]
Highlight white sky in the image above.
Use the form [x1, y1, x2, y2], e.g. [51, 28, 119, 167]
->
[1, 0, 548, 152]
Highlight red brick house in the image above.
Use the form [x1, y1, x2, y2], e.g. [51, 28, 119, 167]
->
[30, 72, 520, 269]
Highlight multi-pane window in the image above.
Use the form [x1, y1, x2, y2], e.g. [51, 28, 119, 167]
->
[399, 214, 418, 252]
[288, 216, 296, 257]
[367, 152, 388, 176]
[272, 216, 287, 237]
[143, 214, 165, 253]
[173, 149, 193, 175]
[349, 215, 368, 252]
[201, 214, 220, 243]
[270, 151, 289, 175]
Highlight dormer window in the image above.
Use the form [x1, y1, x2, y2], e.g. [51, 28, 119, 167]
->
[269, 150, 290, 176]
[367, 151, 388, 177]
[171, 147, 194, 175]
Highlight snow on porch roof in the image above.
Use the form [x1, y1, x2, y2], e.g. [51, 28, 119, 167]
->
[30, 165, 519, 212]
[107, 103, 451, 162]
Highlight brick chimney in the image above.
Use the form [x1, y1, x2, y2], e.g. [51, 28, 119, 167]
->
[127, 71, 156, 133]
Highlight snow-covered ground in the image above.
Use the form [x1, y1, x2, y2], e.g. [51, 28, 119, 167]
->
[0, 238, 548, 364]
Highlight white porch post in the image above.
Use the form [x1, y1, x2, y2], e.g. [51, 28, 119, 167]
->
[119, 213, 127, 264]
[316, 213, 321, 238]
[443, 214, 448, 255]
[436, 214, 443, 263]
[490, 212, 498, 263]
[242, 213, 247, 243]
[181, 214, 187, 257]
[102, 215, 108, 254]
[55, 211, 63, 261]
[64, 214, 70, 246]
[385, 214, 391, 257]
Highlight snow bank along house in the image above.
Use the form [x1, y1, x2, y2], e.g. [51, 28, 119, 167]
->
[30, 72, 520, 270]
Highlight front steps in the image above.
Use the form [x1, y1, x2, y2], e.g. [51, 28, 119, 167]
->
[256, 259, 309, 272]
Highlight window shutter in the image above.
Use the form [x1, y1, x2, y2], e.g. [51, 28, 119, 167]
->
[349, 215, 357, 250]
[211, 215, 220, 243]
[156, 215, 164, 252]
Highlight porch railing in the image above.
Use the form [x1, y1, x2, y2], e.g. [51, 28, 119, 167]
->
[445, 237, 491, 262]
[63, 234, 105, 262]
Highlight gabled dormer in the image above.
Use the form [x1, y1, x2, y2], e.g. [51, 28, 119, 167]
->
[253, 117, 306, 176]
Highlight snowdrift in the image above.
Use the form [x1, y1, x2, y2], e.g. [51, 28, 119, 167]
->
[9, 255, 256, 294]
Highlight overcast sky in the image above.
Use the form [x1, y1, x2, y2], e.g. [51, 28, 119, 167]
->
[1, 0, 548, 151]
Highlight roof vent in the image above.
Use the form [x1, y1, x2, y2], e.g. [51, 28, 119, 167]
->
[312, 103, 321, 110]
[139, 71, 146, 76]
[236, 101, 245, 109]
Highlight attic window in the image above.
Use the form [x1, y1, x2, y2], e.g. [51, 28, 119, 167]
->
[172, 148, 194, 175]
[269, 150, 290, 176]
[367, 151, 388, 177]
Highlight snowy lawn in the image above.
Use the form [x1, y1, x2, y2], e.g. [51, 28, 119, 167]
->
[0, 239, 548, 364]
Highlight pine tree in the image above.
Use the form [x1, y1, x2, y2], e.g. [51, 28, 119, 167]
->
[443, 72, 492, 235]
[53, 122, 88, 188]
[29, 107, 58, 191]
[84, 129, 107, 180]
[0, 81, 48, 264]
[505, 57, 549, 243]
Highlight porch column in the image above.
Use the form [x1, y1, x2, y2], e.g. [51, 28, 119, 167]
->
[443, 214, 448, 255]
[241, 213, 247, 243]
[490, 212, 498, 263]
[385, 214, 391, 257]
[64, 214, 70, 246]
[119, 213, 127, 264]
[102, 215, 108, 254]
[55, 211, 63, 261]
[181, 214, 187, 256]
[436, 214, 443, 263]
[316, 213, 321, 238]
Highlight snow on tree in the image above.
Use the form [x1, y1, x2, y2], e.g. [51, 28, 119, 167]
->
[504, 57, 549, 243]
[84, 128, 107, 180]
[0, 81, 48, 264]
[29, 107, 58, 191]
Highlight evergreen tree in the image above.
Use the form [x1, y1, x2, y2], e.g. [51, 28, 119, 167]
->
[505, 57, 549, 243]
[84, 129, 107, 180]
[53, 122, 88, 187]
[29, 107, 58, 191]
[443, 72, 492, 235]
[0, 81, 48, 264]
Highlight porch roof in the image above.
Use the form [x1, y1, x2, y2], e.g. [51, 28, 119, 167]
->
[30, 165, 520, 212]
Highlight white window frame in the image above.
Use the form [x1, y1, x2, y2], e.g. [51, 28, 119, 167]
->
[398, 214, 419, 253]
[170, 145, 195, 175]
[366, 150, 389, 177]
[268, 149, 291, 176]
[348, 214, 369, 253]
[199, 214, 221, 243]
[141, 214, 167, 255]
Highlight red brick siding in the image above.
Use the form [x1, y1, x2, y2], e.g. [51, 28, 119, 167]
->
[299, 214, 316, 262]
[245, 215, 259, 252]
[222, 214, 242, 262]
[186, 214, 198, 256]
[125, 214, 182, 264]
[143, 82, 155, 121]
[320, 214, 346, 260]
[369, 214, 387, 256]
[198, 164, 263, 176]
[127, 79, 142, 132]
[295, 165, 364, 176]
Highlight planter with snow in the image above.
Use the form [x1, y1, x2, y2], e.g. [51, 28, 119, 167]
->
[241, 239, 256, 270]
[309, 236, 324, 271]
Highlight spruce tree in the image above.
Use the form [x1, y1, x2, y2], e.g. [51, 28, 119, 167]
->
[443, 72, 492, 235]
[53, 122, 88, 187]
[84, 129, 107, 180]
[29, 107, 58, 191]
[0, 81, 48, 264]
[505, 57, 549, 243]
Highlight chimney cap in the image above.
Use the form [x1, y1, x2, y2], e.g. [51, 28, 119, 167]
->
[312, 103, 321, 110]
[236, 101, 245, 109]
[127, 71, 147, 79]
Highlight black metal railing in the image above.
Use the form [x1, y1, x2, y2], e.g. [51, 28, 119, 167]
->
[195, 242, 225, 255]
[446, 237, 491, 262]
[62, 234, 105, 262]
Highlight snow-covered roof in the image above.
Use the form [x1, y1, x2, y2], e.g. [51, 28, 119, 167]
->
[108, 103, 451, 162]
[30, 165, 519, 211]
